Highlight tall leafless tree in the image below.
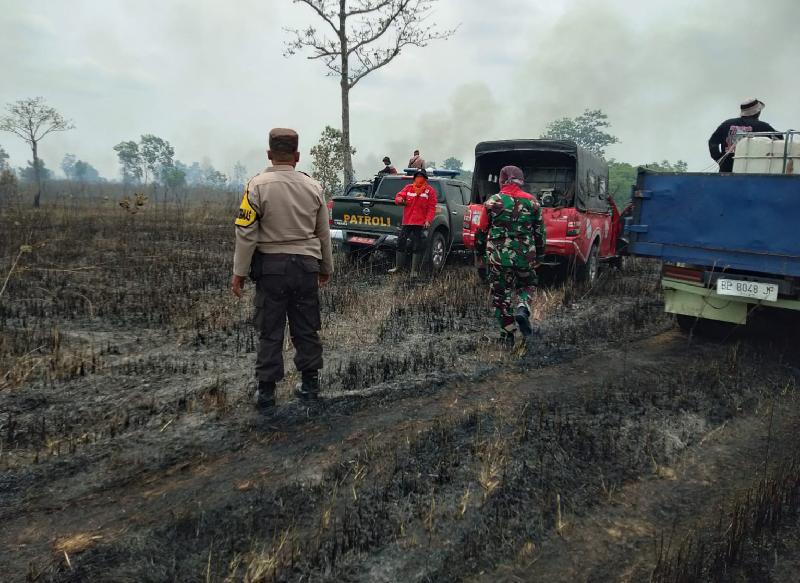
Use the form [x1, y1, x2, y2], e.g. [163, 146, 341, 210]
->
[0, 97, 74, 208]
[285, 0, 455, 185]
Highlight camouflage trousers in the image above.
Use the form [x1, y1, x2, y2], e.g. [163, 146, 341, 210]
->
[487, 264, 536, 332]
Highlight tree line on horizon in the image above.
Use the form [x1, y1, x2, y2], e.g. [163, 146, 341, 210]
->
[1, 97, 687, 210]
[0, 97, 250, 206]
[308, 109, 687, 209]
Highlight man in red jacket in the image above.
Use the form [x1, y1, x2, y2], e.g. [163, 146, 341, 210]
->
[389, 169, 437, 276]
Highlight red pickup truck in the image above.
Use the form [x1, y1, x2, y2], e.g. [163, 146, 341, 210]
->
[463, 140, 627, 283]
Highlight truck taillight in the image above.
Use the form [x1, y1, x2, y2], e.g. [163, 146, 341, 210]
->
[327, 200, 334, 225]
[463, 208, 482, 228]
[663, 264, 704, 283]
[566, 220, 580, 236]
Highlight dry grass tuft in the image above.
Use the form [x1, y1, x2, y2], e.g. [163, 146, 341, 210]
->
[232, 529, 294, 583]
[517, 540, 537, 560]
[53, 532, 103, 555]
[530, 285, 566, 322]
[477, 435, 507, 500]
[234, 479, 255, 492]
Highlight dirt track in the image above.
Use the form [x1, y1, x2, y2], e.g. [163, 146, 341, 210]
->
[2, 206, 800, 582]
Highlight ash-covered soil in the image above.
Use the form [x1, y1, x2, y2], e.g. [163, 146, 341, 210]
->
[2, 204, 800, 582]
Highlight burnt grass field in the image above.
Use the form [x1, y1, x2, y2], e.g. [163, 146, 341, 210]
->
[2, 199, 800, 583]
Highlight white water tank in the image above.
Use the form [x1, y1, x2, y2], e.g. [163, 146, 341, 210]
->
[733, 136, 800, 174]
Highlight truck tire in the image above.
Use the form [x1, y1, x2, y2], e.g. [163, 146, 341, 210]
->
[536, 264, 561, 286]
[340, 243, 365, 263]
[676, 314, 738, 340]
[427, 230, 447, 272]
[577, 242, 599, 285]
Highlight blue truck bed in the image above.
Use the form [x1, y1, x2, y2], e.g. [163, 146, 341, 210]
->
[627, 170, 800, 277]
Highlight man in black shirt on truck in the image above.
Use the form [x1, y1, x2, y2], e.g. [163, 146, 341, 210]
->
[708, 98, 781, 172]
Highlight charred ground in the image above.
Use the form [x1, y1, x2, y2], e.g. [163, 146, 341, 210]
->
[1, 201, 800, 582]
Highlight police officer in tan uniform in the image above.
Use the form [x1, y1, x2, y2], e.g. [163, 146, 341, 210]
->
[231, 128, 333, 410]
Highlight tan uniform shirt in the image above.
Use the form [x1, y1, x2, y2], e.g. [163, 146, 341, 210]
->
[408, 155, 426, 169]
[233, 165, 333, 277]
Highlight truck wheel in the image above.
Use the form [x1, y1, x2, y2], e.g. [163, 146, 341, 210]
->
[676, 314, 738, 340]
[577, 242, 599, 284]
[536, 265, 560, 286]
[340, 243, 364, 263]
[427, 231, 447, 272]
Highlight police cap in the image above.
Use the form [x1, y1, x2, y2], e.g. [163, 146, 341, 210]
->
[269, 128, 299, 154]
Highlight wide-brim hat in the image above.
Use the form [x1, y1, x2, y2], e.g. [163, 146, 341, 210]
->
[740, 98, 764, 117]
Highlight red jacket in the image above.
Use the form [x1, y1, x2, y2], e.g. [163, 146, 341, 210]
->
[395, 181, 437, 226]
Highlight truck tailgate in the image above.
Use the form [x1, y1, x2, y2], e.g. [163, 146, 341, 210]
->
[330, 197, 401, 235]
[628, 170, 800, 276]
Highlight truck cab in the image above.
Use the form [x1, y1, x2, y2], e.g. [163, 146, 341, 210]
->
[463, 140, 624, 283]
[330, 170, 471, 271]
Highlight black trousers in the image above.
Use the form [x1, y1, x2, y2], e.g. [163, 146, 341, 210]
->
[718, 157, 734, 173]
[253, 254, 323, 382]
[397, 225, 425, 255]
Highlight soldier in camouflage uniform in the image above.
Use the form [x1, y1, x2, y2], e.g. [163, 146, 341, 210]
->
[475, 165, 546, 343]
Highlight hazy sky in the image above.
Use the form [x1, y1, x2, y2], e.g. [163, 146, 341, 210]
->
[1, 0, 798, 181]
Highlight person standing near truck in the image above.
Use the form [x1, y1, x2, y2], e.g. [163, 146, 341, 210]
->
[708, 98, 781, 172]
[408, 149, 426, 170]
[475, 165, 545, 343]
[231, 128, 334, 410]
[389, 168, 437, 276]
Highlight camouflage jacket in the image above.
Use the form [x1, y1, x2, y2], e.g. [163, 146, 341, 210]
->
[475, 184, 546, 268]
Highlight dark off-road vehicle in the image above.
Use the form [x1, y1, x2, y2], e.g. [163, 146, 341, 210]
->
[329, 170, 471, 271]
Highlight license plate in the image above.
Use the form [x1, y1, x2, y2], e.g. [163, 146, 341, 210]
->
[717, 278, 779, 302]
[348, 236, 376, 245]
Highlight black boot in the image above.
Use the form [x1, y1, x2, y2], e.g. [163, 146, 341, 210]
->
[410, 252, 423, 278]
[388, 251, 406, 274]
[515, 304, 533, 338]
[295, 371, 321, 401]
[255, 380, 276, 410]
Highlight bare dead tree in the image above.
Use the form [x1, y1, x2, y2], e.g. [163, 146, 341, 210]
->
[285, 0, 456, 185]
[0, 97, 75, 208]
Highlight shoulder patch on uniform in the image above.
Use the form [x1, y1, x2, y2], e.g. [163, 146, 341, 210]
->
[235, 186, 257, 227]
